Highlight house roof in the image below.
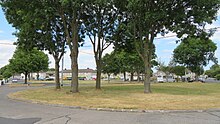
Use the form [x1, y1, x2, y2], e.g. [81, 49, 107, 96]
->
[61, 68, 96, 73]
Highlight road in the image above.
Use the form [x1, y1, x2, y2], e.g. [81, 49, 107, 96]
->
[0, 85, 220, 124]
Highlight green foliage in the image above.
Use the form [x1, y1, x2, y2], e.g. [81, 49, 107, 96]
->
[114, 0, 220, 92]
[216, 74, 220, 80]
[205, 64, 220, 78]
[171, 66, 186, 77]
[9, 48, 49, 75]
[173, 37, 217, 75]
[0, 65, 14, 79]
[0, 75, 3, 80]
[102, 53, 120, 75]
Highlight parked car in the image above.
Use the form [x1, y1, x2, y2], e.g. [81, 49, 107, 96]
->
[157, 76, 165, 83]
[78, 77, 86, 80]
[45, 77, 55, 81]
[12, 78, 18, 83]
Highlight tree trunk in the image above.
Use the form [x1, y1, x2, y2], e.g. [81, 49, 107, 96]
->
[95, 58, 102, 89]
[123, 71, 126, 81]
[24, 72, 28, 84]
[166, 73, 168, 82]
[137, 70, 140, 82]
[55, 59, 60, 89]
[130, 72, 134, 82]
[142, 39, 152, 93]
[37, 72, 39, 80]
[71, 51, 79, 93]
[70, 18, 79, 93]
[144, 59, 151, 93]
[107, 74, 110, 83]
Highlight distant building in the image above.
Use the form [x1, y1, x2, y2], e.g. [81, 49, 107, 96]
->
[61, 68, 96, 80]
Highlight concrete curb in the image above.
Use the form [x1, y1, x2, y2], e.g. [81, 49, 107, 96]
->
[7, 94, 220, 113]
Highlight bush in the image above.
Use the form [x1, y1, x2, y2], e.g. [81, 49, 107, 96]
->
[216, 74, 220, 80]
[0, 75, 3, 80]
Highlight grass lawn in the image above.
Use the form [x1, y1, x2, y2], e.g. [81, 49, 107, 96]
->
[8, 82, 220, 110]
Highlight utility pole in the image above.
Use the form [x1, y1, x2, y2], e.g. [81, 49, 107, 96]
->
[61, 56, 64, 86]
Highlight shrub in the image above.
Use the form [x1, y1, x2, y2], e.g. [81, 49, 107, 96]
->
[216, 74, 220, 80]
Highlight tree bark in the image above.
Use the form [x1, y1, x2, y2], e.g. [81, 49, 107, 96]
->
[95, 57, 102, 89]
[107, 73, 110, 83]
[137, 70, 140, 82]
[123, 71, 126, 81]
[143, 39, 152, 93]
[24, 72, 28, 84]
[70, 18, 79, 93]
[143, 59, 151, 93]
[130, 72, 134, 82]
[70, 51, 79, 93]
[55, 59, 60, 89]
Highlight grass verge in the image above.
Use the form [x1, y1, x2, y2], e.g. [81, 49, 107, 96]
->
[8, 82, 220, 110]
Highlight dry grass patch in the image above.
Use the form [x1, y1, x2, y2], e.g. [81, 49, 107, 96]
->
[8, 82, 220, 110]
[9, 83, 45, 88]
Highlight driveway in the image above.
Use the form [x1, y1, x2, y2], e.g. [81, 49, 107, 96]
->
[0, 85, 220, 124]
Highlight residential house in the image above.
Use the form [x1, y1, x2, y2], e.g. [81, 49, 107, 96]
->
[61, 68, 96, 80]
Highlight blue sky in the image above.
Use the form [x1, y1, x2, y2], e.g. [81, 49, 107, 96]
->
[0, 7, 220, 71]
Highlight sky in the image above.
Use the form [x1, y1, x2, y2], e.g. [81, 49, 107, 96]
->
[0, 7, 220, 71]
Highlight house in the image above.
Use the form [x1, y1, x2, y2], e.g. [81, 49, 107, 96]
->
[183, 69, 196, 82]
[31, 71, 55, 80]
[154, 71, 166, 82]
[61, 68, 96, 80]
[154, 71, 176, 83]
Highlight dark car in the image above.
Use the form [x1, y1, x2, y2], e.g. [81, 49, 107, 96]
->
[78, 77, 86, 80]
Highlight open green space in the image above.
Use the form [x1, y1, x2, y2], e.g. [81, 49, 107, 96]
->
[8, 82, 220, 110]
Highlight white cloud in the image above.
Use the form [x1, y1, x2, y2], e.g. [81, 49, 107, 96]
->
[0, 30, 3, 33]
[162, 49, 173, 53]
[0, 40, 16, 68]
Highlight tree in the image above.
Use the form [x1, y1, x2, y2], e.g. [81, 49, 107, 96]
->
[1, 0, 66, 89]
[84, 0, 118, 89]
[170, 66, 186, 81]
[102, 53, 120, 83]
[0, 65, 14, 79]
[205, 64, 220, 78]
[59, 0, 87, 93]
[116, 0, 220, 93]
[173, 37, 217, 79]
[9, 48, 49, 84]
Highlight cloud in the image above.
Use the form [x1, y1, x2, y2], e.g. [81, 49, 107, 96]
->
[0, 30, 3, 33]
[0, 40, 16, 68]
[162, 49, 173, 53]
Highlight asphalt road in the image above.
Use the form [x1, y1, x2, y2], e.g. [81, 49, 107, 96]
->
[0, 85, 220, 124]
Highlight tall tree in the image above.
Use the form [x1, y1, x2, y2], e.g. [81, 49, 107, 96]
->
[173, 37, 217, 78]
[116, 0, 220, 93]
[84, 0, 118, 89]
[9, 48, 49, 84]
[1, 0, 66, 89]
[59, 0, 86, 93]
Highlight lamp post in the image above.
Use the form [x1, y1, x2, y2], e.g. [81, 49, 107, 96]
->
[61, 56, 64, 86]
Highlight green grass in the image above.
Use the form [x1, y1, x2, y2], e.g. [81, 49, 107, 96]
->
[8, 82, 220, 110]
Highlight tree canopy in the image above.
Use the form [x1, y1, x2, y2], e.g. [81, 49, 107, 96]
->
[115, 0, 220, 93]
[205, 64, 220, 78]
[173, 37, 217, 76]
[9, 48, 49, 84]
